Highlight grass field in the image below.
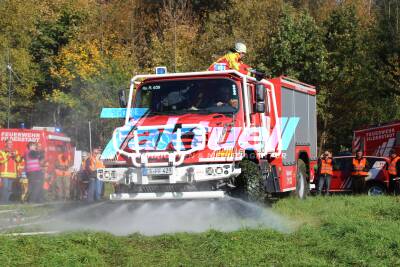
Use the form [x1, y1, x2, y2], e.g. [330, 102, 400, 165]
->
[1, 196, 400, 266]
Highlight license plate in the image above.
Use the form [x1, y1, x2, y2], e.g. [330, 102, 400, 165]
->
[142, 167, 173, 176]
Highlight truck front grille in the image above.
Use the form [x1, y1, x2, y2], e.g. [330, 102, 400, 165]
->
[117, 183, 215, 193]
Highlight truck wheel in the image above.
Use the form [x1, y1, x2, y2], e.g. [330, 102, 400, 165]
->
[294, 159, 309, 199]
[232, 159, 265, 202]
[366, 183, 386, 196]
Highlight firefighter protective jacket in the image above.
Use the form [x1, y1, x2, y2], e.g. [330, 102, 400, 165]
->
[0, 149, 22, 179]
[208, 52, 250, 75]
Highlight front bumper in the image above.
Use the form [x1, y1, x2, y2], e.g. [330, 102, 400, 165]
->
[109, 191, 225, 201]
[97, 163, 241, 185]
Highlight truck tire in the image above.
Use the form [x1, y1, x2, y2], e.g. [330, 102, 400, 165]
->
[294, 159, 309, 199]
[231, 159, 265, 202]
[366, 183, 386, 196]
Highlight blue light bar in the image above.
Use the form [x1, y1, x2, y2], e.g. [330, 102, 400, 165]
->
[155, 66, 167, 75]
[214, 63, 226, 71]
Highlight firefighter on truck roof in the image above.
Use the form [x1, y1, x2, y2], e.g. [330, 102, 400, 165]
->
[351, 150, 370, 194]
[387, 149, 400, 195]
[208, 42, 251, 75]
[0, 139, 22, 203]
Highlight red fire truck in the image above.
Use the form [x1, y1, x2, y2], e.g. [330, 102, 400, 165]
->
[98, 69, 318, 200]
[353, 121, 400, 156]
[0, 127, 74, 177]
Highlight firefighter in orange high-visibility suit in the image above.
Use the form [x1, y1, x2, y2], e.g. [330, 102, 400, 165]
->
[0, 139, 23, 203]
[387, 149, 400, 195]
[208, 42, 251, 75]
[351, 150, 369, 194]
[54, 151, 71, 201]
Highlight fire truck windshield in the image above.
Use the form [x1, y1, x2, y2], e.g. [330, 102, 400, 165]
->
[135, 78, 239, 115]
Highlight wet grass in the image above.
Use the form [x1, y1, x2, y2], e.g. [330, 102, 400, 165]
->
[1, 196, 400, 266]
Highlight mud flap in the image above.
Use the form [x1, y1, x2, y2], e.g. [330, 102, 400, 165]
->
[261, 161, 281, 193]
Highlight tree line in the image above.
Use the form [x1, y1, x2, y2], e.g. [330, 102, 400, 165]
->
[0, 0, 399, 152]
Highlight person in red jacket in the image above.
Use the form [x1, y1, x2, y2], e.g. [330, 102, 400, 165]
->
[0, 139, 22, 203]
[317, 151, 333, 196]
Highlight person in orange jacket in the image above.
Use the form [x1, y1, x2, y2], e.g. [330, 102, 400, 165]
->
[317, 151, 333, 196]
[387, 149, 400, 195]
[351, 150, 370, 194]
[54, 147, 72, 201]
[86, 148, 104, 202]
[208, 42, 251, 75]
[0, 139, 23, 203]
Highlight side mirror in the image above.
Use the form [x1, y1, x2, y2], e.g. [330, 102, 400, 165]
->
[256, 84, 265, 102]
[118, 89, 127, 108]
[254, 102, 265, 113]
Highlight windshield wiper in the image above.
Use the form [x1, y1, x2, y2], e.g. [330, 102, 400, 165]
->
[180, 108, 211, 114]
[146, 109, 231, 116]
[148, 110, 184, 115]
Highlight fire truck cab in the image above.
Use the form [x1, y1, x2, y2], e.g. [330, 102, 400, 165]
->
[98, 70, 317, 201]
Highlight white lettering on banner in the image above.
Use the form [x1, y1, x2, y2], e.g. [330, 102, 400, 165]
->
[366, 128, 396, 141]
[0, 132, 40, 143]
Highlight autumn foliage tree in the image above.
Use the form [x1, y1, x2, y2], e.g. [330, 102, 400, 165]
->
[0, 0, 398, 152]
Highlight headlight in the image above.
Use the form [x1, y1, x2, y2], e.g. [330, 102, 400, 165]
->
[206, 167, 214, 175]
[215, 167, 223, 175]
